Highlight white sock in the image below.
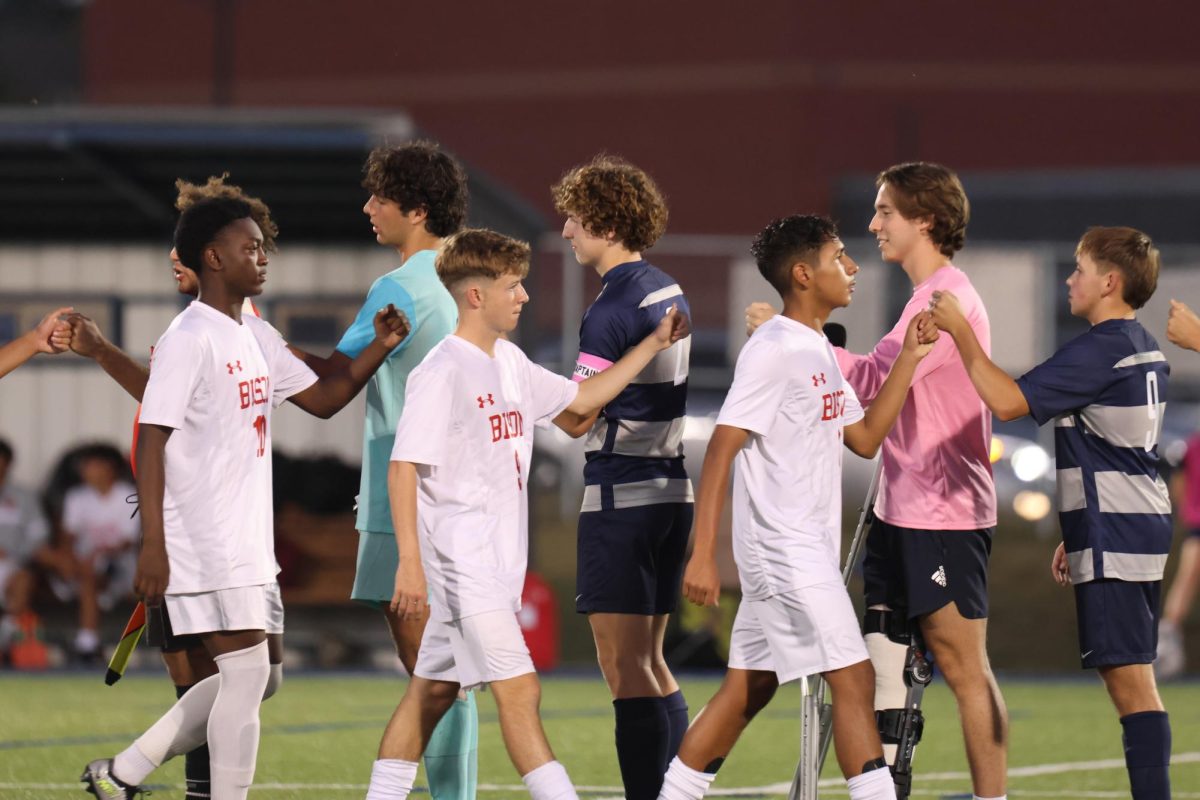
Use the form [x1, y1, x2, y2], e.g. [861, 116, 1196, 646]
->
[208, 641, 271, 800]
[847, 765, 896, 800]
[658, 756, 717, 800]
[974, 795, 1007, 800]
[113, 673, 222, 784]
[865, 631, 909, 765]
[521, 760, 578, 800]
[365, 759, 419, 800]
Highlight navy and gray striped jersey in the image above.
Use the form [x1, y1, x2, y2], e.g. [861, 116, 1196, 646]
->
[1016, 319, 1171, 583]
[572, 260, 692, 512]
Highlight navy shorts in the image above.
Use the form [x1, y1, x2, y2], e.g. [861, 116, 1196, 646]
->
[1073, 578, 1161, 669]
[863, 519, 993, 620]
[576, 503, 693, 615]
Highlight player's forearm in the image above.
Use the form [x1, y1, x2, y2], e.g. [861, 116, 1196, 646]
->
[301, 340, 390, 417]
[90, 340, 150, 402]
[854, 350, 920, 455]
[948, 327, 1029, 421]
[570, 337, 660, 414]
[289, 345, 341, 379]
[133, 425, 170, 553]
[0, 333, 39, 379]
[387, 461, 421, 563]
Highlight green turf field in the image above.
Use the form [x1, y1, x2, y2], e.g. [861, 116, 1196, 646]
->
[1, 672, 1197, 798]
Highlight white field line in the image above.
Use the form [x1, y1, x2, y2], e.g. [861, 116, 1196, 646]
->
[7, 752, 1198, 794]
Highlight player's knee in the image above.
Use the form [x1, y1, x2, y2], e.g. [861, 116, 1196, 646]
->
[744, 673, 778, 714]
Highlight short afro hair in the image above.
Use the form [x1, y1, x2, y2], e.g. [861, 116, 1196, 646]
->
[552, 155, 668, 253]
[173, 196, 254, 271]
[175, 174, 279, 252]
[362, 140, 469, 238]
[751, 215, 840, 297]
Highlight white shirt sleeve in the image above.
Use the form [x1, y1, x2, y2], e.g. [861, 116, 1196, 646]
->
[840, 375, 865, 427]
[525, 360, 580, 424]
[717, 339, 790, 436]
[391, 367, 456, 467]
[139, 329, 205, 430]
[251, 320, 318, 407]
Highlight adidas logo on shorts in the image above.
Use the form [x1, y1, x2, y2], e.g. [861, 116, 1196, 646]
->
[930, 565, 948, 588]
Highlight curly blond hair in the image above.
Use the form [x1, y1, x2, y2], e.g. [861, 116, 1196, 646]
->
[552, 156, 668, 252]
[174, 174, 279, 252]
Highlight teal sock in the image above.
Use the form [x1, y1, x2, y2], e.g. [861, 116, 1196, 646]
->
[423, 693, 479, 800]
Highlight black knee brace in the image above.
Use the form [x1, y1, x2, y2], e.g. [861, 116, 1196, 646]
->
[863, 609, 931, 800]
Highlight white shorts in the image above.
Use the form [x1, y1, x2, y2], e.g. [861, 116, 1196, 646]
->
[728, 581, 868, 684]
[413, 609, 534, 691]
[164, 582, 285, 636]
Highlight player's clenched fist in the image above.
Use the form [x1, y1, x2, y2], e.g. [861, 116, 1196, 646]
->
[651, 303, 689, 349]
[374, 303, 411, 349]
[905, 310, 939, 356]
[1167, 299, 1200, 352]
[682, 553, 720, 607]
[928, 289, 968, 337]
[744, 302, 776, 337]
[390, 557, 428, 621]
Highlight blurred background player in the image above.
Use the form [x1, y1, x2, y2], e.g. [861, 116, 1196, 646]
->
[0, 437, 64, 663]
[1158, 429, 1200, 679]
[367, 228, 686, 800]
[930, 226, 1173, 800]
[293, 141, 478, 799]
[551, 156, 693, 800]
[747, 163, 1007, 799]
[60, 444, 137, 661]
[0, 306, 73, 379]
[663, 215, 938, 800]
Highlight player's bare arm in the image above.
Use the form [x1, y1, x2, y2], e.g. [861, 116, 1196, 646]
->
[133, 423, 172, 607]
[929, 289, 1030, 421]
[287, 304, 410, 418]
[66, 313, 152, 401]
[683, 423, 749, 608]
[565, 304, 686, 416]
[0, 306, 73, 379]
[744, 301, 777, 337]
[1167, 298, 1200, 352]
[843, 312, 936, 457]
[386, 459, 427, 621]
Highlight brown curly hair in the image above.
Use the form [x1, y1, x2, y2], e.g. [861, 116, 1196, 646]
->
[1076, 226, 1160, 310]
[876, 162, 969, 259]
[174, 174, 279, 252]
[362, 140, 469, 238]
[436, 228, 530, 293]
[552, 156, 668, 253]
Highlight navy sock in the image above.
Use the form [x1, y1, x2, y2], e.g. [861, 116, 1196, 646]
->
[663, 690, 689, 764]
[1121, 710, 1171, 800]
[175, 683, 212, 799]
[614, 696, 671, 800]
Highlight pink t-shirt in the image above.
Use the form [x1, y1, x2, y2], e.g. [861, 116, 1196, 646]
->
[1181, 434, 1200, 529]
[836, 265, 997, 530]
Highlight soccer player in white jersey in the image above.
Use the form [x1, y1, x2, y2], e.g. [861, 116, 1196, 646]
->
[659, 216, 936, 800]
[80, 194, 409, 800]
[364, 228, 687, 800]
[69, 175, 308, 800]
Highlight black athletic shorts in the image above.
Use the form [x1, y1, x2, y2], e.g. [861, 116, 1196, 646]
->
[576, 503, 693, 615]
[863, 519, 993, 620]
[1074, 578, 1161, 669]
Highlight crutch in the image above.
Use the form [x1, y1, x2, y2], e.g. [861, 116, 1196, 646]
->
[787, 456, 882, 800]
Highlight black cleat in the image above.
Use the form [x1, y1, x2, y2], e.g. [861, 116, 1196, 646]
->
[80, 759, 144, 799]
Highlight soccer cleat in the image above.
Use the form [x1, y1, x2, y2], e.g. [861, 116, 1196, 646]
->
[80, 759, 143, 799]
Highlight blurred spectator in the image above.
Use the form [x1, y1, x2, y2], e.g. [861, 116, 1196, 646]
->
[1159, 431, 1200, 679]
[0, 438, 70, 662]
[57, 443, 137, 660]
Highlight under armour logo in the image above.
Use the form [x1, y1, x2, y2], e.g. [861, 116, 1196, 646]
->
[930, 566, 947, 588]
[227, 360, 243, 374]
[477, 394, 495, 408]
[812, 373, 826, 387]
